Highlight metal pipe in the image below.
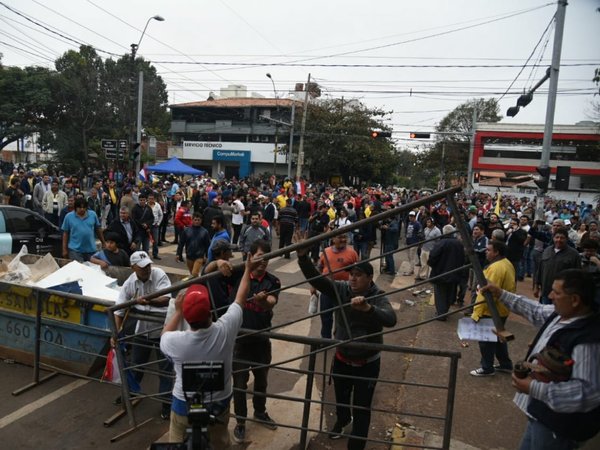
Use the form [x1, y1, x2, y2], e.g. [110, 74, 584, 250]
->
[299, 344, 317, 448]
[446, 194, 512, 340]
[33, 290, 42, 383]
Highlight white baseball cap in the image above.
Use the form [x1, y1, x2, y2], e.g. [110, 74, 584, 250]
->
[130, 251, 153, 268]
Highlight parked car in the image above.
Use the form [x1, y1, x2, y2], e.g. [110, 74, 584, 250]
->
[0, 206, 62, 257]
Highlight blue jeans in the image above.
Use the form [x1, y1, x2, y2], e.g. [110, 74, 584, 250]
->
[68, 250, 94, 263]
[518, 246, 532, 278]
[132, 336, 173, 404]
[519, 419, 582, 450]
[383, 243, 395, 273]
[354, 241, 369, 260]
[299, 217, 309, 232]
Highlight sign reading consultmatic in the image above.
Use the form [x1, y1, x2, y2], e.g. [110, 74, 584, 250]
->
[182, 141, 281, 177]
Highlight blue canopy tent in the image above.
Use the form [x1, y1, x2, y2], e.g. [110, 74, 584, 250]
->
[146, 157, 205, 176]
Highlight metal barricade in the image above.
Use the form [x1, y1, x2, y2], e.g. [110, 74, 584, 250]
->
[2, 186, 508, 448]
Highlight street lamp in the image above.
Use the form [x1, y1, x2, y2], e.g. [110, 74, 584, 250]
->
[131, 15, 164, 181]
[266, 73, 279, 177]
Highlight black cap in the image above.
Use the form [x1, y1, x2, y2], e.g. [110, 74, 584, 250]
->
[345, 261, 374, 276]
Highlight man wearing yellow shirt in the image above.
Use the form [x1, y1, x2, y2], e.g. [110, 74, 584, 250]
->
[470, 240, 516, 376]
[275, 191, 287, 210]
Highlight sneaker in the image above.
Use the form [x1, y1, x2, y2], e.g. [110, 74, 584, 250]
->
[254, 411, 277, 430]
[233, 424, 246, 443]
[160, 405, 170, 420]
[493, 364, 513, 374]
[153, 255, 162, 260]
[470, 368, 495, 377]
[329, 418, 352, 439]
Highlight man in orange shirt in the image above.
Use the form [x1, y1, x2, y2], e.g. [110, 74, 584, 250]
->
[314, 234, 359, 338]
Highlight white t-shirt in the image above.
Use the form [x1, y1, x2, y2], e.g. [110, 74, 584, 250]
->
[115, 267, 171, 338]
[160, 302, 243, 403]
[232, 199, 245, 225]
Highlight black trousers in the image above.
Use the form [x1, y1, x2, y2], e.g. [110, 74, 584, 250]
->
[433, 282, 457, 316]
[278, 222, 295, 258]
[233, 340, 271, 423]
[332, 357, 380, 450]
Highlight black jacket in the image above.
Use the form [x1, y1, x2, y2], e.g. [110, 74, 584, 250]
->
[428, 236, 465, 283]
[177, 225, 210, 259]
[106, 219, 138, 255]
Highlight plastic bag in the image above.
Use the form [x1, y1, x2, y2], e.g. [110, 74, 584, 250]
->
[308, 292, 319, 314]
[3, 245, 32, 283]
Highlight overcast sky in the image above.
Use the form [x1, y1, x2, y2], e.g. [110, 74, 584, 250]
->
[1, 0, 599, 142]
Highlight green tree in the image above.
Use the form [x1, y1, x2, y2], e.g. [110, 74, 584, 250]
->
[40, 46, 170, 172]
[302, 99, 399, 185]
[47, 45, 109, 170]
[103, 54, 170, 139]
[0, 63, 57, 151]
[424, 98, 502, 182]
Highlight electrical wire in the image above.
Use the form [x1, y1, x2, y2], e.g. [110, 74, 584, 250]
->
[0, 1, 121, 56]
[85, 0, 231, 88]
[146, 60, 599, 68]
[0, 39, 54, 62]
[526, 21, 553, 90]
[0, 15, 59, 56]
[0, 29, 56, 61]
[283, 3, 556, 64]
[29, 0, 129, 53]
[498, 13, 555, 101]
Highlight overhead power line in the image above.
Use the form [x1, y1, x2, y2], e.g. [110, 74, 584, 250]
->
[0, 1, 120, 56]
[147, 60, 598, 68]
[498, 14, 555, 101]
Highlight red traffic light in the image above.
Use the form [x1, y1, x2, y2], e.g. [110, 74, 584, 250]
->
[409, 132, 431, 139]
[371, 131, 392, 139]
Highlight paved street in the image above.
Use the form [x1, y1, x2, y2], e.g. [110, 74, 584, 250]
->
[2, 234, 599, 449]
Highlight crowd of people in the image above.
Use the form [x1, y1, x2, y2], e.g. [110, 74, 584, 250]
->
[3, 165, 600, 449]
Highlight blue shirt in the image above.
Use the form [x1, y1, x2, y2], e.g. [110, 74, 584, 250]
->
[61, 210, 100, 253]
[207, 229, 231, 262]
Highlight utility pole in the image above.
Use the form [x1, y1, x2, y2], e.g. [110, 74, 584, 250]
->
[466, 107, 477, 195]
[135, 71, 144, 178]
[295, 73, 311, 181]
[536, 0, 567, 221]
[287, 102, 296, 179]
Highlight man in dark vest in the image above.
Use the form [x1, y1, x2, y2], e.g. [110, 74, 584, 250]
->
[481, 269, 600, 449]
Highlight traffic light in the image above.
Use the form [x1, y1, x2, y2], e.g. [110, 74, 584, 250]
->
[409, 132, 431, 139]
[371, 131, 392, 139]
[534, 166, 551, 191]
[516, 92, 533, 108]
[130, 142, 140, 161]
[506, 106, 520, 117]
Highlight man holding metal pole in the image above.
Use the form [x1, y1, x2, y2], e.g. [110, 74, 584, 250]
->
[296, 236, 396, 450]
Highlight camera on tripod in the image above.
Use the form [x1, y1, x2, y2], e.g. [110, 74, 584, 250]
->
[151, 361, 224, 450]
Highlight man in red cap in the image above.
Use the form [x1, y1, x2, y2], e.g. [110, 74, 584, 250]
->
[160, 256, 263, 447]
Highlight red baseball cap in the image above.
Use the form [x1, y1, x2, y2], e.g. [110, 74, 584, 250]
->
[182, 284, 211, 325]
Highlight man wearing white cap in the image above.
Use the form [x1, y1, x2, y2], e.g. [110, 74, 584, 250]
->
[113, 251, 173, 419]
